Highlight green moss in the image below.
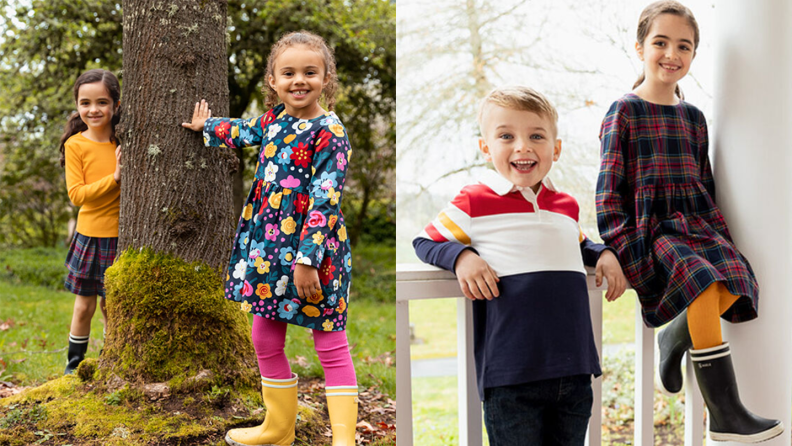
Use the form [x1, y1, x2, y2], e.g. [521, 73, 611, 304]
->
[77, 357, 98, 382]
[100, 248, 257, 387]
[0, 377, 327, 445]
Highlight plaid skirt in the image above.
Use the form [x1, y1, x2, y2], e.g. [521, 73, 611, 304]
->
[64, 233, 118, 298]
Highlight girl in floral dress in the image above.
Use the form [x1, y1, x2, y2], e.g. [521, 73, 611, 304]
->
[596, 2, 781, 442]
[183, 31, 357, 446]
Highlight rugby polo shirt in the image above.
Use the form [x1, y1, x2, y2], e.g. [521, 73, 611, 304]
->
[414, 170, 609, 399]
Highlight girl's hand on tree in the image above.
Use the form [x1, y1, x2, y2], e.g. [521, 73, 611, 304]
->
[294, 263, 321, 300]
[114, 145, 122, 184]
[181, 99, 212, 132]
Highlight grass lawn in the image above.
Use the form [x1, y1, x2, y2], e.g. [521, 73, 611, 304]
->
[0, 244, 395, 398]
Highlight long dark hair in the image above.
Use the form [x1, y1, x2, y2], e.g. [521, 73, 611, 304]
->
[263, 31, 338, 112]
[59, 69, 122, 167]
[633, 1, 700, 99]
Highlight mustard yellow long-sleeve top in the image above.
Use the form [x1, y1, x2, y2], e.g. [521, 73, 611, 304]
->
[64, 132, 119, 237]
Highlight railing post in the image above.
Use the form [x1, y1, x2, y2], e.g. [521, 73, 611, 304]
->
[457, 297, 482, 446]
[685, 354, 704, 446]
[587, 290, 603, 446]
[635, 299, 654, 445]
[395, 297, 413, 446]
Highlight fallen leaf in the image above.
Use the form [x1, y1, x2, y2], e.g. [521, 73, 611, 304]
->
[291, 355, 309, 368]
[356, 420, 375, 433]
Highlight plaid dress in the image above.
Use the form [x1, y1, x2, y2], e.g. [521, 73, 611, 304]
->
[595, 93, 758, 327]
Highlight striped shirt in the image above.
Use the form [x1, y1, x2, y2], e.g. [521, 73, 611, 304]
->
[414, 170, 609, 398]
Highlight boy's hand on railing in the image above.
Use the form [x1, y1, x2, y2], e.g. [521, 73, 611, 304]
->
[454, 249, 500, 301]
[596, 250, 627, 302]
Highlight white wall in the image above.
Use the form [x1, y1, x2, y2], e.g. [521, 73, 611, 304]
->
[713, 2, 792, 445]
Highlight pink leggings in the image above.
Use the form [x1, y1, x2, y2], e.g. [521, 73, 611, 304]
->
[251, 315, 356, 387]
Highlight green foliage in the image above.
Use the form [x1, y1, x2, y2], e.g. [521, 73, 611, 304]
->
[343, 197, 395, 245]
[350, 242, 395, 304]
[101, 248, 258, 386]
[0, 247, 68, 289]
[0, 403, 48, 428]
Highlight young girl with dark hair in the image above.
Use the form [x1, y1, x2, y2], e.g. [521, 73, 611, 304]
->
[596, 1, 782, 442]
[59, 68, 122, 374]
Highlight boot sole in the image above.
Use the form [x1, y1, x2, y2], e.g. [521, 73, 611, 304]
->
[655, 330, 682, 396]
[224, 432, 293, 446]
[710, 422, 784, 443]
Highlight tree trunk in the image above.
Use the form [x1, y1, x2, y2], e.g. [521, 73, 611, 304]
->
[100, 0, 257, 387]
[117, 0, 235, 267]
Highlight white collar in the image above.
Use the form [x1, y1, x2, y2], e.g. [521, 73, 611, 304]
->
[478, 169, 556, 197]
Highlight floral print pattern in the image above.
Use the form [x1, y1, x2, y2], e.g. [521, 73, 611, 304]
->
[204, 103, 352, 331]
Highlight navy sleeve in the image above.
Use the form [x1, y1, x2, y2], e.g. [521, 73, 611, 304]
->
[413, 238, 478, 274]
[580, 238, 617, 268]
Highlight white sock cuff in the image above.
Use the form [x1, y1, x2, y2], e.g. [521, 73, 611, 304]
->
[690, 342, 730, 361]
[261, 373, 298, 388]
[69, 334, 90, 344]
[326, 385, 359, 396]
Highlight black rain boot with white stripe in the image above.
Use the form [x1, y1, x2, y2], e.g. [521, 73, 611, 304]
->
[64, 333, 89, 375]
[691, 343, 784, 443]
[656, 310, 692, 394]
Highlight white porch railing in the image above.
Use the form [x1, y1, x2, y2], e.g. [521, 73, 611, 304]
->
[396, 263, 705, 446]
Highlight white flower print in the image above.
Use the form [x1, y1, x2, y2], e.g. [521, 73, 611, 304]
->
[275, 275, 289, 296]
[264, 161, 279, 182]
[267, 123, 283, 139]
[232, 258, 247, 280]
[292, 120, 313, 134]
[295, 252, 311, 266]
[333, 279, 339, 291]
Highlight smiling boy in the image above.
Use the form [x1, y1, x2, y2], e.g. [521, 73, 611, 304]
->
[413, 86, 627, 445]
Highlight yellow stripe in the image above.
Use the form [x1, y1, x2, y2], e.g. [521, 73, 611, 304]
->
[439, 212, 471, 245]
[578, 227, 586, 243]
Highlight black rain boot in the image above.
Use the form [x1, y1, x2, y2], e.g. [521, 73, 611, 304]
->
[655, 310, 692, 394]
[64, 334, 90, 375]
[691, 342, 784, 443]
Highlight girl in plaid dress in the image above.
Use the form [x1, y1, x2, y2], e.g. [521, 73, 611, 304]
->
[595, 1, 782, 442]
[182, 31, 358, 446]
[58, 69, 122, 375]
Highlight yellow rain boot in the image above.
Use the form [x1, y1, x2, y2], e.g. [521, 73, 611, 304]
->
[326, 386, 359, 446]
[225, 373, 299, 446]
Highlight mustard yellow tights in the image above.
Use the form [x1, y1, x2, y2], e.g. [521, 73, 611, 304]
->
[686, 282, 741, 349]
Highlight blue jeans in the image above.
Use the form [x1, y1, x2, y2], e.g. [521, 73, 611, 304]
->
[483, 374, 593, 446]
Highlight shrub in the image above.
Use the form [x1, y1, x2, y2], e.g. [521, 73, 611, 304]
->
[0, 247, 68, 289]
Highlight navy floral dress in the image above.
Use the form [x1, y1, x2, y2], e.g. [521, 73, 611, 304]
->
[204, 103, 352, 331]
[596, 93, 758, 328]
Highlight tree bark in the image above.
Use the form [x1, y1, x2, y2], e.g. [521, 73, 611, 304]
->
[117, 0, 236, 270]
[101, 0, 257, 387]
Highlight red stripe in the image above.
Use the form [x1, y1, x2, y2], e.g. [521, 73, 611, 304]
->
[424, 224, 448, 242]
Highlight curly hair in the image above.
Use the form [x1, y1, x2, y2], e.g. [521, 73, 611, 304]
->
[262, 31, 338, 111]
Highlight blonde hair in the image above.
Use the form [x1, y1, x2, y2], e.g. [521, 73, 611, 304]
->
[263, 30, 338, 111]
[634, 1, 700, 99]
[478, 86, 559, 137]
